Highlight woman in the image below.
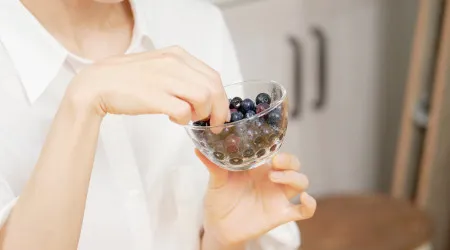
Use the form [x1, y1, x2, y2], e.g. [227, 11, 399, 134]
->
[0, 0, 316, 249]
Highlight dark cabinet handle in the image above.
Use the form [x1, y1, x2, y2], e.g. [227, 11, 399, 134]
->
[287, 35, 303, 119]
[311, 27, 328, 110]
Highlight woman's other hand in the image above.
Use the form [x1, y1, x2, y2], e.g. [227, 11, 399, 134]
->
[197, 150, 316, 248]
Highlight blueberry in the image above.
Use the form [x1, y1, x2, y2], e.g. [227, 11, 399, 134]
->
[268, 133, 278, 143]
[274, 105, 283, 113]
[230, 108, 238, 113]
[193, 120, 209, 126]
[213, 152, 225, 160]
[244, 127, 261, 142]
[213, 142, 226, 160]
[261, 125, 274, 137]
[204, 130, 221, 143]
[225, 134, 240, 153]
[225, 134, 240, 144]
[253, 118, 265, 129]
[260, 125, 275, 145]
[234, 124, 247, 136]
[229, 155, 243, 165]
[219, 127, 234, 138]
[226, 145, 239, 154]
[267, 110, 282, 126]
[242, 143, 255, 158]
[256, 93, 271, 105]
[245, 110, 256, 119]
[230, 111, 244, 122]
[229, 97, 242, 109]
[253, 135, 266, 148]
[256, 103, 270, 114]
[239, 98, 256, 114]
[272, 106, 283, 118]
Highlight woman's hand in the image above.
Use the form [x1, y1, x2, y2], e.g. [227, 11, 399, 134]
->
[196, 150, 316, 248]
[66, 46, 230, 127]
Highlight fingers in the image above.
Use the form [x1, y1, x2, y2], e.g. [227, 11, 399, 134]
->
[163, 95, 192, 125]
[166, 70, 213, 121]
[269, 170, 309, 199]
[209, 89, 231, 130]
[270, 153, 306, 199]
[164, 46, 220, 84]
[164, 46, 229, 127]
[130, 46, 229, 126]
[286, 192, 316, 221]
[272, 153, 301, 171]
[195, 149, 228, 189]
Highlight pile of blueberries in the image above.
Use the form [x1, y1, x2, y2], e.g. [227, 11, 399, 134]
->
[191, 92, 286, 166]
[193, 93, 281, 126]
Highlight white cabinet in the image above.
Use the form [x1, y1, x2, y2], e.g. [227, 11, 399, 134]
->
[302, 0, 386, 195]
[222, 0, 386, 196]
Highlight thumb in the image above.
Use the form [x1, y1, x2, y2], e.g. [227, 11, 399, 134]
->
[195, 149, 228, 189]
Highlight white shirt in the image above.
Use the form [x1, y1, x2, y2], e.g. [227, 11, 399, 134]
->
[0, 0, 300, 249]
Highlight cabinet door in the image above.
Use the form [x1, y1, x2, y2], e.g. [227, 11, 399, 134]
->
[221, 0, 329, 196]
[302, 0, 386, 194]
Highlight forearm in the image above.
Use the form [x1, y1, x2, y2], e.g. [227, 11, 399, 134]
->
[0, 97, 102, 250]
[201, 231, 246, 250]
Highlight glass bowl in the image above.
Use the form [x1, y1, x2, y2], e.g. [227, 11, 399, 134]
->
[184, 80, 288, 171]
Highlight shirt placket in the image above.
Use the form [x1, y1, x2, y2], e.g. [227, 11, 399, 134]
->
[100, 115, 153, 250]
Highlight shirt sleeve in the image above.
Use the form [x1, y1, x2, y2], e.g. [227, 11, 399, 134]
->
[0, 109, 22, 230]
[217, 9, 301, 250]
[0, 174, 18, 228]
[246, 222, 301, 250]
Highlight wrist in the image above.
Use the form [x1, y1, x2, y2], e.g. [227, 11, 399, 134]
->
[64, 79, 106, 119]
[201, 230, 246, 250]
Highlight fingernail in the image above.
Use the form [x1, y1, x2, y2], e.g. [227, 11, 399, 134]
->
[211, 126, 223, 134]
[226, 110, 231, 122]
[274, 154, 289, 166]
[270, 171, 284, 180]
[302, 192, 315, 203]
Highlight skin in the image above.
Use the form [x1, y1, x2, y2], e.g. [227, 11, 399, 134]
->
[199, 151, 316, 250]
[0, 1, 316, 250]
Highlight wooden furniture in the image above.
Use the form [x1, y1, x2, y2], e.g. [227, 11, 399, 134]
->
[297, 194, 432, 250]
[393, 0, 450, 249]
[297, 0, 449, 249]
[414, 0, 450, 248]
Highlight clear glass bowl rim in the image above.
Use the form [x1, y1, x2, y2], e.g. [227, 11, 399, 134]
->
[183, 79, 287, 130]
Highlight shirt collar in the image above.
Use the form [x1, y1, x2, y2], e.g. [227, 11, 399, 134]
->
[0, 0, 153, 104]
